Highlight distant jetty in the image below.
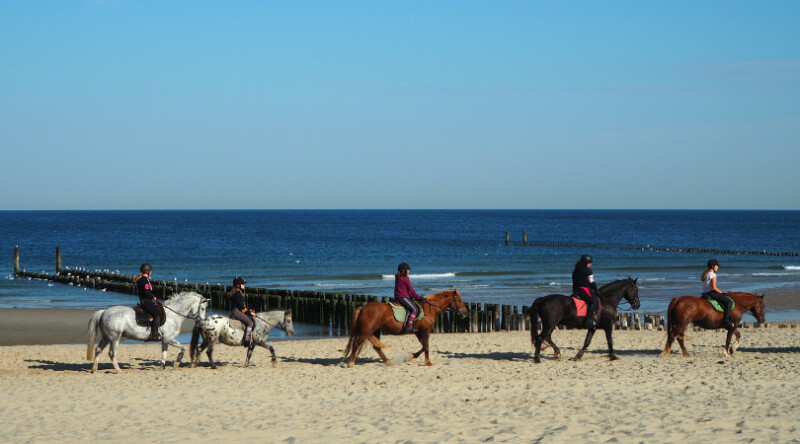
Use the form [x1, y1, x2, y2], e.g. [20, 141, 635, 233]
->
[505, 231, 799, 257]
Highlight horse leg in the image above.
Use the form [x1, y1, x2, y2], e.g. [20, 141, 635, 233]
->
[676, 323, 691, 357]
[731, 329, 741, 354]
[547, 337, 561, 360]
[160, 341, 168, 370]
[244, 344, 256, 367]
[604, 327, 619, 361]
[534, 324, 556, 364]
[206, 342, 217, 370]
[267, 344, 277, 366]
[164, 338, 184, 369]
[109, 338, 122, 374]
[347, 333, 368, 368]
[92, 337, 109, 373]
[723, 328, 735, 356]
[415, 330, 432, 366]
[572, 328, 596, 361]
[662, 324, 676, 356]
[193, 339, 209, 368]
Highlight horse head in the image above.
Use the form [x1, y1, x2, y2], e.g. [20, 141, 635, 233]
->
[449, 289, 469, 319]
[197, 297, 210, 320]
[281, 309, 295, 336]
[625, 277, 641, 310]
[751, 294, 766, 324]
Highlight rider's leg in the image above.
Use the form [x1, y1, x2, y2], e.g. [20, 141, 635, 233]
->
[140, 299, 162, 340]
[709, 293, 733, 327]
[232, 310, 254, 345]
[398, 298, 418, 331]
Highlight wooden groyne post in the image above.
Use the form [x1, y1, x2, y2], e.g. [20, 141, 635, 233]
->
[56, 246, 62, 274]
[13, 245, 19, 275]
[522, 231, 528, 246]
[505, 232, 510, 246]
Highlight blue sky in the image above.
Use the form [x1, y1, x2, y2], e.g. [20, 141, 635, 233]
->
[1, 1, 798, 210]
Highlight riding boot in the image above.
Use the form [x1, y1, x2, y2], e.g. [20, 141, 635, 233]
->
[243, 327, 252, 347]
[722, 310, 734, 329]
[149, 324, 161, 342]
[405, 314, 416, 333]
[585, 316, 597, 329]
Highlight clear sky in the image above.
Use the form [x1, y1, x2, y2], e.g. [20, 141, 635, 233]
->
[1, 1, 798, 210]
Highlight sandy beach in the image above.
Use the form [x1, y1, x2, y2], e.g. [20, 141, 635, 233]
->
[1, 316, 799, 443]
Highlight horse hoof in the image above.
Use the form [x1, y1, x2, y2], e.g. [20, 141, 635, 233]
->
[609, 355, 620, 361]
[533, 358, 541, 364]
[570, 356, 582, 362]
[347, 362, 355, 368]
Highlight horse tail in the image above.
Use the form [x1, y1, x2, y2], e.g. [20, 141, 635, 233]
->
[343, 305, 364, 359]
[189, 322, 201, 363]
[529, 299, 541, 347]
[86, 310, 103, 361]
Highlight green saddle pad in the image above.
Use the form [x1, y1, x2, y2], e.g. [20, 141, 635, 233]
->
[705, 297, 734, 312]
[389, 300, 425, 323]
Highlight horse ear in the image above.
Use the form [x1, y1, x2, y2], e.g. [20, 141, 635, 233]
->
[634, 277, 638, 283]
[760, 294, 765, 299]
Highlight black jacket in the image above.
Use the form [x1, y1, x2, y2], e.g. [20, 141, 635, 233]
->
[572, 265, 599, 295]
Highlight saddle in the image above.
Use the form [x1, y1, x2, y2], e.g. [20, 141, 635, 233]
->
[134, 302, 167, 328]
[388, 299, 425, 324]
[701, 295, 735, 312]
[571, 297, 601, 318]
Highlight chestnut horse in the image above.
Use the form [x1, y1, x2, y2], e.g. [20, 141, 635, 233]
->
[344, 289, 468, 367]
[662, 292, 765, 357]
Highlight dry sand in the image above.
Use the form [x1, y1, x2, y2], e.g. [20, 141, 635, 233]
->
[1, 321, 799, 443]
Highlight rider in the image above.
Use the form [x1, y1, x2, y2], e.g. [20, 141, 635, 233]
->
[572, 254, 600, 328]
[394, 262, 423, 332]
[701, 259, 735, 329]
[229, 276, 255, 347]
[135, 263, 162, 341]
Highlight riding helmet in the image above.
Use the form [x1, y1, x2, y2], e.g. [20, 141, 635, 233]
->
[580, 254, 593, 264]
[233, 276, 247, 287]
[707, 259, 719, 269]
[140, 263, 152, 273]
[398, 262, 411, 273]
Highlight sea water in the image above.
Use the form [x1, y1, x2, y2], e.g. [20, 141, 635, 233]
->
[1, 210, 798, 323]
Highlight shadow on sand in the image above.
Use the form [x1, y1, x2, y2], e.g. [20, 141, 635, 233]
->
[24, 359, 130, 373]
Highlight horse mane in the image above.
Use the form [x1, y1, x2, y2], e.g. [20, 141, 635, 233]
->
[424, 289, 456, 300]
[598, 278, 632, 293]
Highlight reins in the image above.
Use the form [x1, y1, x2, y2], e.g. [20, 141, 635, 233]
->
[162, 298, 206, 321]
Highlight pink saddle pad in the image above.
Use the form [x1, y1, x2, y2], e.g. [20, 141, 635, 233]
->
[572, 297, 588, 317]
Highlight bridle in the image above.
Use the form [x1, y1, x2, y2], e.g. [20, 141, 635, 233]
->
[162, 297, 208, 321]
[419, 291, 463, 314]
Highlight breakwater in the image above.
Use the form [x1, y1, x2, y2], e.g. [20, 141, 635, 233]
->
[506, 232, 800, 257]
[12, 246, 775, 333]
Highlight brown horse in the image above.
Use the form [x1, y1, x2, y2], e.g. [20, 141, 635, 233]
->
[663, 292, 765, 357]
[344, 289, 468, 367]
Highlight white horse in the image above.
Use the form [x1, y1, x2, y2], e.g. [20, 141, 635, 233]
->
[87, 292, 209, 373]
[190, 309, 294, 369]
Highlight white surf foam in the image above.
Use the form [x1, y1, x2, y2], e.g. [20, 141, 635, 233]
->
[381, 273, 457, 280]
[782, 265, 800, 271]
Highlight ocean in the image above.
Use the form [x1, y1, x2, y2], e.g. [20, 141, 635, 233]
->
[2, 210, 799, 322]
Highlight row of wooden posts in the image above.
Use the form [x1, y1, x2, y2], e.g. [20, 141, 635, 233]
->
[11, 247, 774, 334]
[505, 232, 800, 257]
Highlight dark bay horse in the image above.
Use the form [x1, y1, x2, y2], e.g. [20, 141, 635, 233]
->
[530, 278, 640, 363]
[344, 289, 468, 367]
[662, 292, 765, 357]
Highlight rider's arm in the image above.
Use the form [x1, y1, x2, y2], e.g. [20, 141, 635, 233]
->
[711, 276, 723, 293]
[407, 279, 421, 300]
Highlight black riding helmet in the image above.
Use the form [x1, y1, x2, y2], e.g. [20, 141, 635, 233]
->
[581, 254, 593, 264]
[140, 263, 152, 273]
[233, 276, 247, 287]
[398, 262, 411, 273]
[707, 259, 719, 268]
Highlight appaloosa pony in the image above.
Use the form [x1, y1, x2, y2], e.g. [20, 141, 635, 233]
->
[530, 278, 640, 363]
[87, 292, 209, 373]
[190, 309, 294, 368]
[662, 292, 765, 357]
[344, 289, 468, 367]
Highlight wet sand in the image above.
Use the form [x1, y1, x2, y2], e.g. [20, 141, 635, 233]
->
[1, 322, 799, 442]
